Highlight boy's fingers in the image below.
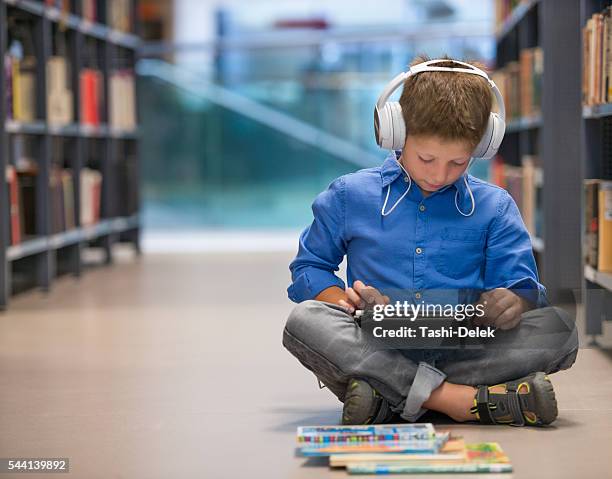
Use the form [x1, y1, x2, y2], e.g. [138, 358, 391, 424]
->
[497, 313, 521, 330]
[346, 287, 365, 309]
[496, 304, 522, 330]
[353, 281, 387, 305]
[482, 292, 514, 323]
[338, 299, 355, 314]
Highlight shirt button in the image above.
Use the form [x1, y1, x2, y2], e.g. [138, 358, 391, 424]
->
[415, 292, 422, 299]
[419, 205, 426, 212]
[404, 176, 410, 183]
[415, 247, 422, 254]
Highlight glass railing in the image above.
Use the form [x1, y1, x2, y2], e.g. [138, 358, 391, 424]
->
[138, 34, 493, 230]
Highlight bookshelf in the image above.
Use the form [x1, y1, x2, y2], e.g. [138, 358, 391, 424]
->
[494, 0, 583, 304]
[0, 0, 141, 310]
[581, 0, 612, 337]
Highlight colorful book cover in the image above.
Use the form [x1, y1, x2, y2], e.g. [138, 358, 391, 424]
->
[298, 433, 449, 457]
[330, 438, 466, 468]
[346, 442, 512, 475]
[297, 423, 435, 443]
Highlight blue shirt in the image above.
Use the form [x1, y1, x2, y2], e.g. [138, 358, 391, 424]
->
[287, 152, 547, 307]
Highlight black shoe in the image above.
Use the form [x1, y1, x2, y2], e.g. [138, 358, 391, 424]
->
[341, 378, 396, 425]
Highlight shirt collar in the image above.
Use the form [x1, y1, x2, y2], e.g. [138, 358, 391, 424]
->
[380, 151, 405, 188]
[379, 150, 472, 200]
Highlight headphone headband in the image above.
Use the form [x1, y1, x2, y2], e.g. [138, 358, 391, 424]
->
[375, 59, 505, 120]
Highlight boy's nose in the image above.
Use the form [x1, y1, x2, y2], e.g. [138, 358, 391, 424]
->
[431, 173, 447, 185]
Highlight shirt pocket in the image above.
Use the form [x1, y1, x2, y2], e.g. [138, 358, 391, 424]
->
[433, 227, 486, 280]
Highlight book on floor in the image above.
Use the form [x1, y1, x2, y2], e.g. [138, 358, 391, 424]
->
[296, 424, 447, 457]
[329, 437, 466, 467]
[344, 442, 512, 475]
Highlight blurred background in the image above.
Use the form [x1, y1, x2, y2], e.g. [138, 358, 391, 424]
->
[136, 0, 494, 233]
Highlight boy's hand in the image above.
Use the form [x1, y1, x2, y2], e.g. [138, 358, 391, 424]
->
[474, 288, 532, 330]
[341, 280, 390, 313]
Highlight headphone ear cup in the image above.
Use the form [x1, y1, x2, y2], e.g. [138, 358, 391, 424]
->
[387, 101, 406, 150]
[374, 102, 406, 150]
[387, 102, 406, 150]
[374, 104, 391, 148]
[473, 112, 505, 159]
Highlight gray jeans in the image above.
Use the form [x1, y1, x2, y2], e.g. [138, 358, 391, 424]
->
[282, 301, 579, 422]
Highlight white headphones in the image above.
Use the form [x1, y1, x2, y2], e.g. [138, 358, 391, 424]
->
[374, 59, 506, 159]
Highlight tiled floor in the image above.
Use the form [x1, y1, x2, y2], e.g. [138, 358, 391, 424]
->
[0, 249, 611, 478]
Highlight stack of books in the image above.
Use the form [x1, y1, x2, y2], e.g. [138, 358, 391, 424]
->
[491, 47, 543, 121]
[296, 423, 512, 475]
[491, 155, 543, 240]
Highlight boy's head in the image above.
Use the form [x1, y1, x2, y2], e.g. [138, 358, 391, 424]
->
[398, 55, 493, 194]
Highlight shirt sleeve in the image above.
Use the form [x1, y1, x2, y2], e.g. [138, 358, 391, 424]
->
[484, 190, 549, 308]
[287, 177, 347, 303]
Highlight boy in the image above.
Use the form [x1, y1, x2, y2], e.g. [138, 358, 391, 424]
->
[282, 56, 578, 427]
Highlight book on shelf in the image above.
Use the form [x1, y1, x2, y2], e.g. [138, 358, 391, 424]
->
[4, 54, 13, 121]
[109, 69, 136, 130]
[492, 47, 542, 121]
[16, 163, 38, 238]
[82, 0, 97, 23]
[50, 166, 64, 234]
[583, 7, 612, 106]
[62, 170, 76, 231]
[80, 167, 102, 227]
[585, 180, 600, 269]
[47, 56, 74, 126]
[6, 55, 37, 122]
[79, 68, 103, 126]
[494, 0, 524, 30]
[45, 0, 70, 11]
[5, 165, 21, 245]
[491, 155, 542, 240]
[598, 181, 612, 272]
[109, 0, 133, 33]
[584, 179, 612, 273]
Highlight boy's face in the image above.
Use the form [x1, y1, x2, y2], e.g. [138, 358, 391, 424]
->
[400, 134, 472, 196]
